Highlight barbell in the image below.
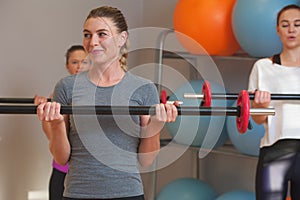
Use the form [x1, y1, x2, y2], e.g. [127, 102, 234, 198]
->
[161, 89, 274, 133]
[0, 96, 179, 105]
[0, 90, 274, 133]
[183, 80, 300, 106]
[0, 97, 51, 104]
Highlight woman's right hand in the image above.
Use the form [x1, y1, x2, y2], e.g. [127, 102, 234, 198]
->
[252, 90, 271, 108]
[251, 90, 271, 124]
[37, 102, 64, 123]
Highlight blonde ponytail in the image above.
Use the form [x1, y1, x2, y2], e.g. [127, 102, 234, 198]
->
[120, 40, 129, 71]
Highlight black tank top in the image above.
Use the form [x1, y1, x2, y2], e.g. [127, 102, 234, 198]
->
[272, 54, 281, 65]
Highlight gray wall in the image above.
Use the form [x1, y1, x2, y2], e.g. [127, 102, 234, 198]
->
[0, 1, 142, 200]
[0, 0, 259, 199]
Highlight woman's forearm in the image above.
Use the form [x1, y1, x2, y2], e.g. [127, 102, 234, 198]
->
[138, 131, 160, 167]
[48, 117, 70, 165]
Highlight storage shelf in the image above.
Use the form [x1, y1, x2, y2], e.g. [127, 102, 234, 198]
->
[149, 29, 258, 200]
[162, 50, 258, 61]
[157, 29, 257, 160]
[160, 139, 258, 160]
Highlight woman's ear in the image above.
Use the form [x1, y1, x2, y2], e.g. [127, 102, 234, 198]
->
[118, 31, 128, 47]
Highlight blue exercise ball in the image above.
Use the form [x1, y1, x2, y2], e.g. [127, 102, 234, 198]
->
[216, 190, 255, 200]
[167, 80, 230, 149]
[226, 100, 265, 156]
[232, 0, 300, 58]
[156, 178, 217, 200]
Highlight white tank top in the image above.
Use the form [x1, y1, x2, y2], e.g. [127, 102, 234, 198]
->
[248, 58, 300, 147]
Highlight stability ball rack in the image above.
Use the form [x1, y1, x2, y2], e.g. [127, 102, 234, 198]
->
[150, 29, 259, 200]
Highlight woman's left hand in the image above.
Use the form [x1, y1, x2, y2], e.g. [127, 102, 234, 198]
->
[154, 102, 178, 123]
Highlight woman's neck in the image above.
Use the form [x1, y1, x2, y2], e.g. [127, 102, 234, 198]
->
[88, 61, 126, 87]
[280, 48, 300, 67]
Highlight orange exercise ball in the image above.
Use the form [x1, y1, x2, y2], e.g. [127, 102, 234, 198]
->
[173, 0, 240, 56]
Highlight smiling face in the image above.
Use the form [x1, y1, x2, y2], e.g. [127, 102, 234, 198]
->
[66, 49, 89, 75]
[83, 17, 127, 67]
[277, 8, 300, 50]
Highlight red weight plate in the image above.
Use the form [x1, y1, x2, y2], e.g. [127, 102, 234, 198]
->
[202, 80, 212, 106]
[160, 90, 167, 104]
[236, 90, 250, 134]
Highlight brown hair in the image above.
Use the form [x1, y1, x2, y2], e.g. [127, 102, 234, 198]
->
[272, 4, 300, 64]
[277, 4, 300, 26]
[86, 6, 129, 71]
[65, 45, 85, 64]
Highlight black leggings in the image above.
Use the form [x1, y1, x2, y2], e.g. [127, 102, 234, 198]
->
[49, 168, 66, 200]
[256, 140, 300, 200]
[62, 195, 144, 200]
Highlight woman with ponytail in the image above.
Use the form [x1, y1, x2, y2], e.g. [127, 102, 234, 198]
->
[36, 6, 178, 200]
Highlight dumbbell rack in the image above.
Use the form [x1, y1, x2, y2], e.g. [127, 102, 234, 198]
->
[147, 29, 259, 200]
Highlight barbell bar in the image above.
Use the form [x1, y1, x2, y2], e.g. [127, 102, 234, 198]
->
[0, 97, 51, 104]
[0, 91, 274, 134]
[184, 93, 300, 100]
[183, 81, 300, 107]
[0, 96, 180, 105]
[0, 104, 274, 116]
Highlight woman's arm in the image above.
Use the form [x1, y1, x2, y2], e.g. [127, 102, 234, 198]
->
[37, 102, 71, 165]
[138, 103, 178, 167]
[34, 94, 55, 140]
[251, 90, 271, 124]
